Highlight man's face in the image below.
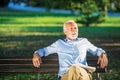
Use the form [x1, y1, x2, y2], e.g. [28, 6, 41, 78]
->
[64, 22, 78, 40]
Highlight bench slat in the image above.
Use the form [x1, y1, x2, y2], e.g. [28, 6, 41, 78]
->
[0, 56, 107, 73]
[0, 68, 58, 73]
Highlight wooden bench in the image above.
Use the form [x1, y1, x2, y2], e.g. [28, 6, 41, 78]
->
[0, 55, 107, 80]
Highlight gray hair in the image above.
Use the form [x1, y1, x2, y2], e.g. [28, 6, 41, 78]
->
[63, 20, 77, 31]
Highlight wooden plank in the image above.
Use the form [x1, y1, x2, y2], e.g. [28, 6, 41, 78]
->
[0, 56, 107, 73]
[0, 64, 59, 66]
[0, 68, 58, 73]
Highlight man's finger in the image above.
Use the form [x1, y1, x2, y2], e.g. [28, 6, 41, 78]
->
[97, 57, 101, 64]
[100, 59, 105, 68]
[32, 58, 39, 67]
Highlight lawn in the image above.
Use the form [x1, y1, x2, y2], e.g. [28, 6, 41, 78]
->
[0, 8, 120, 80]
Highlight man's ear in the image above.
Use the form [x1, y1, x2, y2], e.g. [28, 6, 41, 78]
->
[63, 30, 66, 35]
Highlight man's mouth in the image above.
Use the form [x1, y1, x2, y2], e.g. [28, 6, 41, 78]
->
[72, 32, 77, 35]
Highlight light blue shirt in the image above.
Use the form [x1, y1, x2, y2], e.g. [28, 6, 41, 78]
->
[35, 38, 105, 76]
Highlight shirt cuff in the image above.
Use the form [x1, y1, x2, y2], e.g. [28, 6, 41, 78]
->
[97, 48, 106, 56]
[34, 48, 45, 57]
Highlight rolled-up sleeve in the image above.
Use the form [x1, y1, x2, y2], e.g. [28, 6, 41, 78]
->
[86, 39, 105, 56]
[35, 41, 58, 57]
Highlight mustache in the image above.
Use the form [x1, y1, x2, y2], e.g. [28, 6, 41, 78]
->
[72, 32, 77, 34]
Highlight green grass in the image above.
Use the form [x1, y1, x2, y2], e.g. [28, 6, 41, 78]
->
[0, 8, 120, 80]
[0, 8, 120, 37]
[97, 17, 120, 27]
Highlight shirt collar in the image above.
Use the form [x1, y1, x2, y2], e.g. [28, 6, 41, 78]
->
[64, 38, 78, 42]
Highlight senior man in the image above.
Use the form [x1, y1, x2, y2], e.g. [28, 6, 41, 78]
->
[32, 20, 108, 80]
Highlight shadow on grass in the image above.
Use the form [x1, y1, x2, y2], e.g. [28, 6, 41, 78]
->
[0, 27, 120, 57]
[0, 35, 65, 57]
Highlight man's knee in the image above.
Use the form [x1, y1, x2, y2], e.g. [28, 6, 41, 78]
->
[61, 65, 92, 80]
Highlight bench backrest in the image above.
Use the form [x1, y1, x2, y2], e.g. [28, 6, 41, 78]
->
[0, 55, 107, 73]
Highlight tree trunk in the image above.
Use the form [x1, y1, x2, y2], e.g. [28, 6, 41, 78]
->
[104, 4, 108, 17]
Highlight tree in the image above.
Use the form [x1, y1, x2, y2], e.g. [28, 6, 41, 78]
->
[28, 0, 43, 7]
[95, 0, 111, 17]
[111, 0, 120, 12]
[76, 1, 105, 27]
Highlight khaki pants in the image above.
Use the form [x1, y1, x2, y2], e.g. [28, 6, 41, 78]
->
[61, 65, 92, 80]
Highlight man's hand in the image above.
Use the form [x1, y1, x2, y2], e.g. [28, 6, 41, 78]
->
[97, 53, 108, 68]
[32, 53, 42, 67]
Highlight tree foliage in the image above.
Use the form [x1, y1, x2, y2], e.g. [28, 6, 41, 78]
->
[112, 0, 120, 12]
[1, 0, 120, 27]
[2, 0, 120, 13]
[76, 1, 105, 27]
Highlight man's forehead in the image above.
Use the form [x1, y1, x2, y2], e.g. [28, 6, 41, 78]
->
[66, 22, 77, 27]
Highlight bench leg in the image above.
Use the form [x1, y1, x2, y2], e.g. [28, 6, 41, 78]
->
[37, 73, 39, 80]
[13, 73, 17, 80]
[97, 73, 101, 80]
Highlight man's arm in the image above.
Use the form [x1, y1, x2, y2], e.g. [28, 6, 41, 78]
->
[85, 38, 108, 68]
[32, 52, 42, 67]
[97, 53, 108, 68]
[32, 40, 58, 67]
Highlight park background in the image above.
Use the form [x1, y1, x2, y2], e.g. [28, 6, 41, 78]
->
[0, 0, 120, 80]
